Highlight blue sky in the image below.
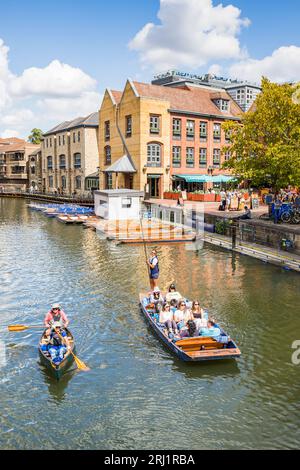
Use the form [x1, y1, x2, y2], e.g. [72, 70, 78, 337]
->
[0, 0, 299, 138]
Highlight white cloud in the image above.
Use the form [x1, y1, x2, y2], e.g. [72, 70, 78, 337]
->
[10, 60, 97, 98]
[0, 39, 13, 110]
[0, 37, 101, 138]
[1, 129, 20, 138]
[129, 0, 250, 71]
[229, 46, 300, 83]
[37, 91, 102, 122]
[0, 109, 34, 127]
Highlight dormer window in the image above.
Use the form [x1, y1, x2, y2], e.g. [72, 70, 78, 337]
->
[214, 99, 230, 112]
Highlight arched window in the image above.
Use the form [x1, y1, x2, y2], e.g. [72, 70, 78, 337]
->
[105, 146, 111, 165]
[75, 176, 81, 189]
[147, 143, 161, 167]
[59, 154, 66, 169]
[61, 176, 66, 189]
[74, 153, 81, 169]
[47, 156, 53, 169]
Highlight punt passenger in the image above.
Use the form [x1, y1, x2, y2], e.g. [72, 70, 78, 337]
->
[159, 303, 179, 338]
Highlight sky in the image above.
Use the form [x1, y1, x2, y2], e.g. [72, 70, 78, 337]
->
[0, 0, 299, 139]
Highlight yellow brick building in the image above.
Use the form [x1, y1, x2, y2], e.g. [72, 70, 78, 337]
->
[99, 79, 242, 198]
[99, 79, 171, 198]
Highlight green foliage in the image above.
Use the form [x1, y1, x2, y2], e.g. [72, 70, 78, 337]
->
[222, 78, 300, 190]
[215, 219, 232, 235]
[28, 128, 43, 144]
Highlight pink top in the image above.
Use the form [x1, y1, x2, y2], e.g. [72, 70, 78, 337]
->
[44, 310, 69, 326]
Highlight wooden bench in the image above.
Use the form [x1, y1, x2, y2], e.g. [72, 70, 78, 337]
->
[176, 337, 224, 352]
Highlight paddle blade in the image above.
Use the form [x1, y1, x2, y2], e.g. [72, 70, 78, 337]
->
[73, 354, 90, 372]
[8, 325, 29, 332]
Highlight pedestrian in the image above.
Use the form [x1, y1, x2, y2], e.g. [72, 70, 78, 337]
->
[147, 249, 160, 291]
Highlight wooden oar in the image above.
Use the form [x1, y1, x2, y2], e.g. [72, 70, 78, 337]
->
[57, 332, 90, 372]
[69, 349, 90, 372]
[8, 324, 44, 332]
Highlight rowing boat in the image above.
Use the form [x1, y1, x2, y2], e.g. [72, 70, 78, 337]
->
[139, 293, 241, 362]
[38, 328, 76, 380]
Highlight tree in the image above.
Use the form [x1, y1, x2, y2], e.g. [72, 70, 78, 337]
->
[222, 78, 300, 191]
[28, 128, 43, 144]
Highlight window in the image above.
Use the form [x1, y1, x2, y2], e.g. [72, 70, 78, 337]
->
[73, 133, 76, 143]
[63, 135, 65, 145]
[225, 150, 231, 161]
[147, 143, 161, 167]
[122, 197, 132, 208]
[173, 118, 181, 138]
[75, 176, 81, 190]
[61, 176, 66, 189]
[59, 155, 66, 169]
[199, 148, 207, 168]
[172, 146, 181, 168]
[126, 116, 132, 137]
[200, 122, 208, 141]
[105, 146, 111, 166]
[74, 153, 81, 169]
[31, 166, 35, 174]
[213, 149, 221, 168]
[48, 176, 53, 188]
[47, 156, 53, 170]
[58, 136, 61, 146]
[50, 138, 52, 147]
[221, 100, 230, 112]
[213, 123, 221, 142]
[105, 121, 110, 141]
[186, 147, 195, 168]
[106, 173, 113, 190]
[186, 120, 195, 139]
[150, 115, 160, 134]
[225, 130, 231, 143]
[78, 131, 81, 143]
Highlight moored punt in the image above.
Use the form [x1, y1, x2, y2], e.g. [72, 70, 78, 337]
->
[38, 328, 76, 380]
[139, 293, 241, 362]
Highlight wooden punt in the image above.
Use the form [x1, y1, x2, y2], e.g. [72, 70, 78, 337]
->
[139, 293, 241, 362]
[38, 328, 76, 380]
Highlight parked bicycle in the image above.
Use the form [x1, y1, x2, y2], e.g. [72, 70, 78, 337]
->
[280, 205, 300, 224]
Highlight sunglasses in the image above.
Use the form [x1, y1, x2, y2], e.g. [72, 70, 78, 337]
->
[180, 304, 186, 307]
[194, 303, 199, 306]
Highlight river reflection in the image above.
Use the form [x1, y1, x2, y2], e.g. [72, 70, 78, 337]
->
[0, 198, 300, 450]
[39, 365, 78, 403]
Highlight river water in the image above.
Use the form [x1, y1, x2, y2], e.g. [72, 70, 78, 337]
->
[0, 198, 299, 450]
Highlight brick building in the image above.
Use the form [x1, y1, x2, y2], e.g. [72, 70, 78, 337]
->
[41, 113, 99, 196]
[0, 137, 39, 191]
[99, 80, 242, 198]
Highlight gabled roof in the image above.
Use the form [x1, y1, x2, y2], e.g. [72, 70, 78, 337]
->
[111, 90, 122, 104]
[132, 81, 242, 119]
[0, 140, 39, 153]
[103, 154, 137, 173]
[44, 112, 99, 136]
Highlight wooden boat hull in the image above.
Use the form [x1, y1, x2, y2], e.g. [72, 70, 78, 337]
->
[139, 294, 241, 362]
[38, 328, 76, 380]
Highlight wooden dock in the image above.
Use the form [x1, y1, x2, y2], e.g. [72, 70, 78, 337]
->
[84, 218, 196, 244]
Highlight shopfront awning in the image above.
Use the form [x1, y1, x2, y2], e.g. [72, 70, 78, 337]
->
[175, 174, 237, 184]
[175, 175, 213, 183]
[211, 175, 237, 183]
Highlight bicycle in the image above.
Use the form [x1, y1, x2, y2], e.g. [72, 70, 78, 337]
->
[280, 206, 300, 224]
